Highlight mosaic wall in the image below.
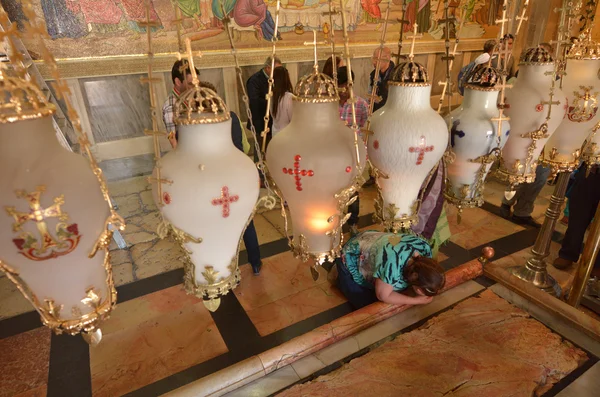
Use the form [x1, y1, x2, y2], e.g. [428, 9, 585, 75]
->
[3, 0, 505, 60]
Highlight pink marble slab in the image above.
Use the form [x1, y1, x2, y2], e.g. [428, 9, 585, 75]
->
[278, 290, 588, 397]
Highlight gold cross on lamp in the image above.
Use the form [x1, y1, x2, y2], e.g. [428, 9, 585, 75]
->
[304, 30, 327, 70]
[406, 23, 423, 61]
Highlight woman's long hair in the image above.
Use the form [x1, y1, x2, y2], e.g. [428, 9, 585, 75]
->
[322, 56, 341, 79]
[402, 256, 446, 296]
[272, 66, 293, 118]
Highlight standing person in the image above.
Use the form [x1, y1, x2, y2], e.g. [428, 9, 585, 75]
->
[336, 231, 445, 309]
[553, 163, 600, 276]
[369, 47, 395, 112]
[271, 66, 294, 137]
[500, 165, 552, 227]
[492, 33, 515, 79]
[246, 56, 283, 163]
[322, 56, 344, 79]
[458, 40, 496, 95]
[163, 59, 199, 149]
[337, 66, 369, 235]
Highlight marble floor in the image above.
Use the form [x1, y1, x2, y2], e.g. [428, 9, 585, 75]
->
[0, 175, 597, 397]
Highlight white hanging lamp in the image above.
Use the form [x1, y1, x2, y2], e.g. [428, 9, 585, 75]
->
[266, 65, 366, 266]
[445, 65, 509, 217]
[0, 6, 125, 345]
[368, 55, 447, 231]
[152, 42, 260, 312]
[496, 47, 567, 185]
[540, 31, 600, 173]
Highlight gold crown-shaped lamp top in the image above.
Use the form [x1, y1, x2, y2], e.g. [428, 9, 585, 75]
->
[175, 84, 230, 125]
[389, 61, 429, 86]
[0, 69, 55, 123]
[465, 64, 502, 91]
[567, 32, 600, 60]
[519, 47, 554, 65]
[294, 69, 339, 103]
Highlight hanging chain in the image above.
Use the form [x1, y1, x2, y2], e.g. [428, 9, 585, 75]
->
[324, 0, 340, 88]
[13, 4, 125, 233]
[218, 0, 280, 203]
[437, 1, 467, 115]
[393, 0, 409, 65]
[259, 1, 282, 153]
[142, 0, 172, 207]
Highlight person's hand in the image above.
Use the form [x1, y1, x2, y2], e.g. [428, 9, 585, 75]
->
[169, 136, 178, 149]
[411, 295, 433, 305]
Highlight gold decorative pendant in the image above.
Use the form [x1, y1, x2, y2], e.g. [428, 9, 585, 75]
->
[568, 85, 599, 122]
[4, 186, 81, 261]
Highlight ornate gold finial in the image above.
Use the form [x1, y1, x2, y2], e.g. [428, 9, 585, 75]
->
[173, 38, 230, 125]
[295, 32, 338, 103]
[0, 11, 55, 123]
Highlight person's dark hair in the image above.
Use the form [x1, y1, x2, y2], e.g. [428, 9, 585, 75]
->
[483, 39, 496, 54]
[403, 256, 446, 296]
[337, 66, 355, 86]
[322, 56, 342, 79]
[272, 66, 293, 118]
[503, 33, 515, 41]
[171, 59, 200, 84]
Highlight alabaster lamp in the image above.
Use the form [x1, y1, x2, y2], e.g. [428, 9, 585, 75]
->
[153, 84, 259, 312]
[445, 64, 509, 215]
[540, 33, 600, 172]
[0, 72, 123, 345]
[368, 60, 447, 231]
[497, 47, 567, 184]
[266, 69, 366, 265]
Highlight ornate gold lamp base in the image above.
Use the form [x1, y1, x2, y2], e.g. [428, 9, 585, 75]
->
[508, 171, 571, 298]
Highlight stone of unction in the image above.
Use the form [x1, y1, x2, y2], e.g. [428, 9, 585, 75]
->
[278, 290, 587, 397]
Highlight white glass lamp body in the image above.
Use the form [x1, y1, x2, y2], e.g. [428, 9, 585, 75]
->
[501, 63, 567, 180]
[368, 85, 447, 225]
[445, 88, 510, 205]
[266, 101, 366, 261]
[542, 58, 600, 170]
[154, 119, 259, 307]
[0, 117, 112, 333]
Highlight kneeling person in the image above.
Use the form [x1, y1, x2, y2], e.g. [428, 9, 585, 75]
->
[336, 231, 445, 309]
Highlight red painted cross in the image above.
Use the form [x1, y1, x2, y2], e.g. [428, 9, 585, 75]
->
[282, 154, 314, 191]
[211, 186, 239, 218]
[408, 136, 434, 165]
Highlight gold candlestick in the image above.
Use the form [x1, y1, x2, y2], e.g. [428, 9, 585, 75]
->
[509, 171, 570, 296]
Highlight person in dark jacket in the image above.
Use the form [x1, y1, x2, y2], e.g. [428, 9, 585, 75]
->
[368, 47, 395, 112]
[246, 56, 282, 164]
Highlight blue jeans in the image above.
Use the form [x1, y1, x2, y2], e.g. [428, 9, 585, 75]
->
[336, 259, 377, 310]
[502, 165, 551, 217]
[243, 220, 261, 267]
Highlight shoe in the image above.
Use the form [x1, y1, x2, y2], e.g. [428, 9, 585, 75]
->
[512, 215, 541, 227]
[560, 216, 569, 225]
[350, 224, 359, 236]
[251, 261, 262, 276]
[500, 203, 511, 218]
[553, 257, 574, 270]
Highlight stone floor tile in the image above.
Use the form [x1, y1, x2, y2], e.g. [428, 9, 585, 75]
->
[140, 190, 157, 211]
[557, 362, 600, 397]
[261, 208, 293, 237]
[245, 300, 294, 337]
[0, 276, 33, 320]
[91, 286, 227, 397]
[253, 213, 286, 244]
[113, 193, 144, 218]
[113, 262, 135, 286]
[0, 327, 51, 397]
[447, 206, 524, 250]
[234, 251, 328, 312]
[107, 176, 151, 197]
[131, 236, 185, 279]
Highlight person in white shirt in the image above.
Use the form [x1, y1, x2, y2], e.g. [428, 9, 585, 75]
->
[271, 66, 294, 137]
